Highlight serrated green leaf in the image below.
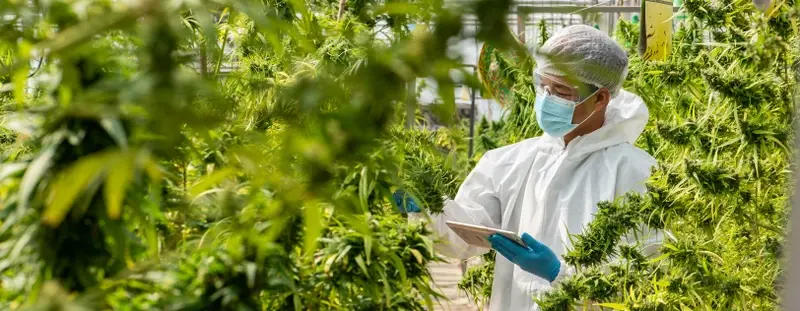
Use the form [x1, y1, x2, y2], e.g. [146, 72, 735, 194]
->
[0, 163, 27, 181]
[364, 236, 372, 265]
[409, 248, 424, 265]
[359, 166, 369, 210]
[105, 151, 135, 219]
[335, 245, 352, 263]
[9, 225, 35, 262]
[647, 253, 670, 263]
[44, 150, 116, 226]
[303, 202, 323, 256]
[100, 117, 128, 149]
[387, 253, 407, 283]
[142, 155, 162, 181]
[698, 250, 724, 263]
[354, 255, 369, 277]
[18, 143, 58, 213]
[324, 255, 336, 274]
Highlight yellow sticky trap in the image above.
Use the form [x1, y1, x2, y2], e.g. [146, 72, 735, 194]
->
[639, 0, 673, 61]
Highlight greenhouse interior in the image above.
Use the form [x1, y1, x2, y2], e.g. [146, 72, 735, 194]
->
[1, 0, 799, 310]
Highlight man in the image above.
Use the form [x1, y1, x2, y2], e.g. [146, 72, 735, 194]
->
[395, 25, 660, 310]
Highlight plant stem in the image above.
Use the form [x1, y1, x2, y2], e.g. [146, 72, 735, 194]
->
[183, 161, 187, 194]
[199, 44, 208, 77]
[740, 213, 783, 235]
[214, 9, 231, 75]
[337, 0, 347, 21]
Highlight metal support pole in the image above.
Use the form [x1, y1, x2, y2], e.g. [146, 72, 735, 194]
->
[517, 12, 526, 44]
[405, 79, 416, 128]
[461, 62, 478, 276]
[782, 45, 800, 311]
[468, 79, 477, 159]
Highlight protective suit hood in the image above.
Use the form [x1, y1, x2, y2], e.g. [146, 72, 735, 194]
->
[539, 89, 650, 159]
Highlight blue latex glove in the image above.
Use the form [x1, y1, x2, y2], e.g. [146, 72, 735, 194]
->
[488, 233, 561, 282]
[392, 190, 421, 213]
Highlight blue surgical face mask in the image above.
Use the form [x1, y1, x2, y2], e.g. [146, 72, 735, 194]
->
[534, 89, 598, 138]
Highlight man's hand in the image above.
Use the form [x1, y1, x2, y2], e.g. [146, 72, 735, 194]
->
[488, 233, 561, 282]
[392, 190, 421, 213]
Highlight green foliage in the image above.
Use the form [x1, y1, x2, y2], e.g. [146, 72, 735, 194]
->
[0, 0, 521, 310]
[397, 128, 466, 214]
[1, 0, 796, 310]
[458, 251, 495, 308]
[538, 20, 550, 46]
[475, 44, 541, 147]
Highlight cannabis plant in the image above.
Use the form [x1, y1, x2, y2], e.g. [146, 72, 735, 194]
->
[0, 0, 525, 310]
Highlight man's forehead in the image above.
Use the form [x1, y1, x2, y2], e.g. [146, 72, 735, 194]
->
[539, 74, 578, 91]
[540, 73, 580, 87]
[545, 74, 570, 84]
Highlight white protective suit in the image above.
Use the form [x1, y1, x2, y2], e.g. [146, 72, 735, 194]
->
[412, 89, 660, 311]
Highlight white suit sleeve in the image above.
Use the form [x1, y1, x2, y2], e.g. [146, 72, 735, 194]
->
[551, 151, 661, 286]
[409, 153, 503, 260]
[615, 153, 663, 259]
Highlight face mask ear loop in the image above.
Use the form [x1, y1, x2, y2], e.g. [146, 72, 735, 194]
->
[573, 88, 604, 126]
[575, 87, 601, 108]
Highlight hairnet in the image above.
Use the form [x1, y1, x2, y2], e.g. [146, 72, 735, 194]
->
[534, 25, 629, 97]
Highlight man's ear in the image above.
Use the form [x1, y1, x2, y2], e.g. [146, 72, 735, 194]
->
[594, 89, 612, 110]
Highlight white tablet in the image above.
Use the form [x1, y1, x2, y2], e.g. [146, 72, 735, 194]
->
[445, 221, 526, 248]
